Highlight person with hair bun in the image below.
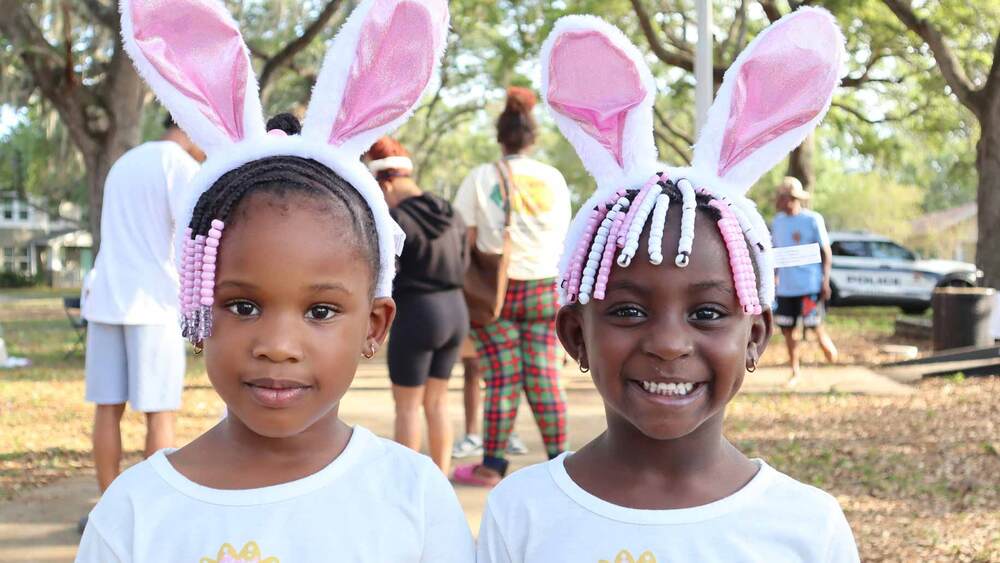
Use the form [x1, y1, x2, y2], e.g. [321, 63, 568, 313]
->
[451, 87, 572, 487]
[363, 136, 468, 475]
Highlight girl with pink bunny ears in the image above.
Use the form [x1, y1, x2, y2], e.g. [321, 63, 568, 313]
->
[477, 9, 859, 563]
[76, 1, 475, 561]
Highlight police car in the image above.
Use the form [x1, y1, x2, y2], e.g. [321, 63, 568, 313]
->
[828, 231, 982, 314]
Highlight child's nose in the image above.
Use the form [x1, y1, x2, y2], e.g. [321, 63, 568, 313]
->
[251, 313, 304, 363]
[641, 315, 694, 362]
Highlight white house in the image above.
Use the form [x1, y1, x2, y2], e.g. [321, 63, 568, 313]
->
[0, 191, 92, 287]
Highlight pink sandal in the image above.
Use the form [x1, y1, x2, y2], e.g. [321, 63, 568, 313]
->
[452, 464, 500, 488]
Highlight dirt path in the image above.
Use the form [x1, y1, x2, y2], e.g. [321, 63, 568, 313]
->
[0, 364, 910, 562]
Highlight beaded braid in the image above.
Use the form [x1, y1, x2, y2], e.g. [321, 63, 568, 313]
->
[178, 151, 380, 346]
[563, 174, 763, 314]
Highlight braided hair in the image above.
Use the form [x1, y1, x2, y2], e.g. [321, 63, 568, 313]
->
[565, 175, 763, 312]
[187, 114, 379, 280]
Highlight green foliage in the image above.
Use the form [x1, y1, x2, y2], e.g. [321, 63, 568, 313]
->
[0, 0, 991, 228]
[0, 270, 42, 289]
[813, 171, 924, 239]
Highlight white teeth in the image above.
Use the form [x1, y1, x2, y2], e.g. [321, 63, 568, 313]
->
[640, 381, 697, 396]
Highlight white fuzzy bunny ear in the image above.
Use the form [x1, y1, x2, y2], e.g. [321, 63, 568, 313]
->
[692, 7, 844, 195]
[119, 0, 266, 155]
[301, 0, 449, 157]
[540, 15, 658, 192]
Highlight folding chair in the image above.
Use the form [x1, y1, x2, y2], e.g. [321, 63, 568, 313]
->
[64, 297, 87, 358]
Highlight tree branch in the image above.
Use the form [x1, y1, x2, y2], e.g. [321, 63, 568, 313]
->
[984, 31, 1000, 102]
[880, 0, 982, 117]
[830, 99, 928, 124]
[258, 0, 343, 91]
[79, 0, 117, 29]
[757, 0, 782, 24]
[0, 0, 99, 155]
[654, 106, 694, 146]
[630, 0, 726, 83]
[654, 130, 692, 165]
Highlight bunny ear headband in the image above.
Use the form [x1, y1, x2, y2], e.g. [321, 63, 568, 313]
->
[119, 0, 449, 343]
[541, 8, 844, 308]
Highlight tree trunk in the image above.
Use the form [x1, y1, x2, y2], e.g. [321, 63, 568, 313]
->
[975, 102, 1000, 290]
[786, 133, 815, 191]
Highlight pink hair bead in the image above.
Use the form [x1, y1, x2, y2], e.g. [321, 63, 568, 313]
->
[211, 219, 225, 230]
[616, 175, 659, 248]
[709, 200, 761, 315]
[205, 237, 219, 248]
[595, 196, 630, 299]
[568, 206, 605, 300]
[203, 254, 216, 264]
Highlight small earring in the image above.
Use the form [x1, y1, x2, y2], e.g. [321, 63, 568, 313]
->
[578, 359, 590, 373]
[363, 343, 376, 359]
[193, 341, 204, 356]
[747, 356, 758, 373]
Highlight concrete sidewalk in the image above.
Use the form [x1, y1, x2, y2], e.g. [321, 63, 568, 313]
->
[0, 363, 910, 562]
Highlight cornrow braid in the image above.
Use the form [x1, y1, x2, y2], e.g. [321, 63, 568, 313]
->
[564, 174, 763, 314]
[179, 153, 380, 346]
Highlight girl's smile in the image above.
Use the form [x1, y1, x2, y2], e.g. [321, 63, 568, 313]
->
[558, 201, 772, 443]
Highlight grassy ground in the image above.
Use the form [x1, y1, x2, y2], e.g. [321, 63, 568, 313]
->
[1, 296, 997, 561]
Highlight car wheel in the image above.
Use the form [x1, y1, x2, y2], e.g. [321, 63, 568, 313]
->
[901, 305, 929, 316]
[940, 279, 974, 288]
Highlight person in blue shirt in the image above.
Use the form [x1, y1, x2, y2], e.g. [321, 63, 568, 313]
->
[771, 177, 838, 383]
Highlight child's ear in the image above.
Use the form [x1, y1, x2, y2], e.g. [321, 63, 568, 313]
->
[747, 308, 773, 369]
[556, 305, 587, 368]
[365, 297, 397, 353]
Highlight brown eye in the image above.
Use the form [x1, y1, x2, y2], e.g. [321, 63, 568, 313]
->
[306, 305, 337, 321]
[225, 300, 259, 317]
[690, 307, 724, 321]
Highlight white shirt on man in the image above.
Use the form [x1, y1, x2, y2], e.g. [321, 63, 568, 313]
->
[478, 453, 859, 563]
[453, 156, 571, 280]
[83, 141, 199, 325]
[76, 426, 475, 562]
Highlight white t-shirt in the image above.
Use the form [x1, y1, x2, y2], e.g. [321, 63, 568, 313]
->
[453, 156, 571, 280]
[83, 141, 199, 325]
[76, 426, 475, 563]
[478, 454, 859, 563]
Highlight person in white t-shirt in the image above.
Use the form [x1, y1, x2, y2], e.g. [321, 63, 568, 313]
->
[451, 87, 571, 487]
[81, 113, 203, 500]
[78, 0, 470, 556]
[477, 11, 858, 563]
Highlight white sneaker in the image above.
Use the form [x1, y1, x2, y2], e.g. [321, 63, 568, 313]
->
[506, 433, 529, 456]
[452, 434, 483, 458]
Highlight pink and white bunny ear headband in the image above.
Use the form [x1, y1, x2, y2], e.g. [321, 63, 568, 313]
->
[120, 0, 449, 344]
[542, 8, 844, 310]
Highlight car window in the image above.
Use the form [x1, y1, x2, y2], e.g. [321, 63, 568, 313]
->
[831, 240, 870, 257]
[870, 241, 915, 261]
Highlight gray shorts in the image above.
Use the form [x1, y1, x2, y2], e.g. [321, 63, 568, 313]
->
[84, 322, 185, 412]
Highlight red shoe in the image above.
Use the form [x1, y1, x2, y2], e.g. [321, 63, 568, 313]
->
[452, 464, 500, 487]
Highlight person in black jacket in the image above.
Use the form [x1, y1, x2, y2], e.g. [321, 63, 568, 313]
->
[365, 136, 468, 475]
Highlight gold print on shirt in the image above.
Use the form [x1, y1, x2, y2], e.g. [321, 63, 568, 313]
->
[509, 175, 554, 216]
[599, 548, 658, 563]
[200, 540, 279, 563]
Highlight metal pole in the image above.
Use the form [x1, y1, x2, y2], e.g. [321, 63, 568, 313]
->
[695, 0, 713, 135]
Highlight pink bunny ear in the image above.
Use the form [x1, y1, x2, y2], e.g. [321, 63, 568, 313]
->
[540, 16, 658, 193]
[693, 8, 843, 192]
[302, 0, 449, 154]
[121, 0, 265, 153]
[547, 31, 645, 167]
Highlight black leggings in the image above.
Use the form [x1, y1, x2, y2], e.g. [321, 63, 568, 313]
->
[387, 289, 469, 387]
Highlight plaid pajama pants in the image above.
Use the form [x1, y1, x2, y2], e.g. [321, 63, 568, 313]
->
[471, 278, 567, 475]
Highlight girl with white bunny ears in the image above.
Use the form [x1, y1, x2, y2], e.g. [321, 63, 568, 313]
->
[76, 1, 476, 561]
[476, 9, 859, 563]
